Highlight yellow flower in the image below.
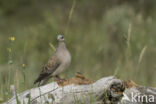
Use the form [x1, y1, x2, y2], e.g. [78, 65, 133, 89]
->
[7, 48, 11, 52]
[9, 36, 15, 41]
[22, 64, 25, 67]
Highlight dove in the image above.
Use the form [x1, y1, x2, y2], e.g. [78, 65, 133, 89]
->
[34, 35, 71, 86]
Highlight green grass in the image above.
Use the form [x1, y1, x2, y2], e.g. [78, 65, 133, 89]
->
[0, 0, 156, 103]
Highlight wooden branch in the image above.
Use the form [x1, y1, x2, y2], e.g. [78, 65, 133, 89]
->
[4, 75, 156, 104]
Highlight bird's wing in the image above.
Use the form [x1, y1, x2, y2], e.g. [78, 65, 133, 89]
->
[34, 55, 61, 84]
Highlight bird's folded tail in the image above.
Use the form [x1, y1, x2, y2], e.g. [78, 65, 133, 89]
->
[37, 77, 51, 86]
[34, 73, 50, 85]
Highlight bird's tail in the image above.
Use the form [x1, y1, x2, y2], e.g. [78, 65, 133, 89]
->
[34, 76, 51, 87]
[34, 79, 38, 85]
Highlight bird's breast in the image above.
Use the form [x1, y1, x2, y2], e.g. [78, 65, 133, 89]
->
[59, 50, 71, 64]
[52, 50, 71, 76]
[63, 51, 71, 66]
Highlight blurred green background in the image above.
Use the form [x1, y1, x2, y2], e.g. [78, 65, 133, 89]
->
[0, 0, 156, 101]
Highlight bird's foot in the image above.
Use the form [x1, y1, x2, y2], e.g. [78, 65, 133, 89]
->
[54, 76, 66, 84]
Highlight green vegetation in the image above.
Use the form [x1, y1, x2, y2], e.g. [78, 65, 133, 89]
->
[0, 0, 156, 102]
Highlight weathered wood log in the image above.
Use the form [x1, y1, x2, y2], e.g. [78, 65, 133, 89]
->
[4, 74, 156, 104]
[4, 76, 124, 104]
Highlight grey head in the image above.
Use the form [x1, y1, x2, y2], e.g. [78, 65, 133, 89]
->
[57, 34, 65, 42]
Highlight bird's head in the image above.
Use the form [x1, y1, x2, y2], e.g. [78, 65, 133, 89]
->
[57, 34, 65, 42]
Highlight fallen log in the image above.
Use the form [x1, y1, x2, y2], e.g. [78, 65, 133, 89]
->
[4, 73, 156, 104]
[4, 74, 124, 104]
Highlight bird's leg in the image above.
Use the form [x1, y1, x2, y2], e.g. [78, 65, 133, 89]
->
[54, 75, 62, 84]
[55, 75, 61, 79]
[54, 75, 66, 84]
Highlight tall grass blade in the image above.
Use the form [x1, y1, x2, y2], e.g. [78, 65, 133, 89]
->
[127, 23, 131, 48]
[65, 0, 76, 35]
[49, 43, 56, 52]
[135, 46, 147, 80]
[138, 46, 147, 65]
[27, 93, 31, 104]
[15, 91, 21, 104]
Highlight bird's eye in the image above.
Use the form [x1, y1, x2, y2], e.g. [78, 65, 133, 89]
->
[61, 36, 64, 39]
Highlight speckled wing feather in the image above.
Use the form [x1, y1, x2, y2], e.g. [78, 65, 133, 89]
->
[34, 55, 61, 84]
